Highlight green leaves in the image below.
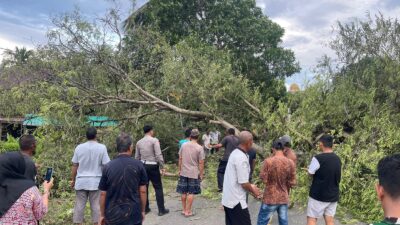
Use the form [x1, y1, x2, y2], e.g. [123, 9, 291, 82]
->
[125, 0, 300, 96]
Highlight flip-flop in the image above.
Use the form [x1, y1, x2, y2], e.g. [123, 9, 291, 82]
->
[181, 212, 186, 215]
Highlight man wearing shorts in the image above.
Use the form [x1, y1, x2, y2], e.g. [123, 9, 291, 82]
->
[307, 134, 342, 225]
[177, 129, 205, 217]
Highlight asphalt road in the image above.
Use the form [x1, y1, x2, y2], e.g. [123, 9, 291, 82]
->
[143, 192, 356, 225]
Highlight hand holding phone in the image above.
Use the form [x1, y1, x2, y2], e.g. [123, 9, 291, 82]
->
[43, 178, 54, 193]
[45, 167, 53, 182]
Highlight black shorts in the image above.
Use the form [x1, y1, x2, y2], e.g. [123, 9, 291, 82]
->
[176, 176, 201, 195]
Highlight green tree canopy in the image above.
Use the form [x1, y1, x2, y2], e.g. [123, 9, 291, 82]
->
[125, 0, 300, 96]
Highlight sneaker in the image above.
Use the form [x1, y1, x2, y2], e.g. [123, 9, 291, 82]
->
[158, 209, 170, 216]
[145, 208, 151, 214]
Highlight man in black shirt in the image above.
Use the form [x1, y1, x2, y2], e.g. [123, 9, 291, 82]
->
[212, 128, 239, 192]
[307, 134, 341, 225]
[248, 148, 257, 181]
[99, 133, 148, 225]
[19, 135, 37, 182]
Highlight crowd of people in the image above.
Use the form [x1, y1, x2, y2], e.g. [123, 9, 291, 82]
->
[0, 126, 399, 225]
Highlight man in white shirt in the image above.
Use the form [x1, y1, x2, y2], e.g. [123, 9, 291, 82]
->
[222, 131, 261, 225]
[202, 130, 211, 156]
[71, 127, 110, 225]
[209, 130, 220, 154]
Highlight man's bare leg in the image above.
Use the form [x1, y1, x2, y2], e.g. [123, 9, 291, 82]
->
[324, 215, 335, 225]
[181, 194, 187, 214]
[307, 217, 317, 225]
[185, 194, 194, 216]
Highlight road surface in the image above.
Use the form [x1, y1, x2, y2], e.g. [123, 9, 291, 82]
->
[143, 192, 359, 225]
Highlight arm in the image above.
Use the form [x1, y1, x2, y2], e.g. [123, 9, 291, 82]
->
[99, 191, 107, 225]
[214, 136, 227, 149]
[213, 143, 223, 148]
[71, 148, 79, 188]
[102, 148, 110, 166]
[178, 155, 183, 175]
[98, 168, 108, 225]
[288, 162, 297, 188]
[135, 144, 140, 160]
[308, 157, 320, 177]
[199, 149, 206, 180]
[241, 182, 261, 197]
[251, 159, 256, 174]
[259, 160, 268, 183]
[139, 164, 148, 221]
[237, 159, 260, 196]
[199, 160, 205, 180]
[139, 185, 147, 221]
[71, 163, 78, 188]
[32, 187, 49, 221]
[154, 140, 165, 168]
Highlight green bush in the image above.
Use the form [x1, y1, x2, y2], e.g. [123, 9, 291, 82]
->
[0, 134, 19, 153]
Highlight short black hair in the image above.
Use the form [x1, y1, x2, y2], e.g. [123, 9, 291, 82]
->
[184, 128, 192, 138]
[283, 142, 291, 148]
[116, 132, 133, 153]
[319, 134, 333, 148]
[191, 135, 199, 140]
[378, 154, 400, 199]
[86, 127, 97, 140]
[143, 125, 153, 134]
[228, 128, 235, 135]
[19, 134, 36, 151]
[272, 140, 284, 150]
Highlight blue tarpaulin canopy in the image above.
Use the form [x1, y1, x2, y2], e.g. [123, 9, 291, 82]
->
[23, 114, 118, 127]
[87, 116, 118, 127]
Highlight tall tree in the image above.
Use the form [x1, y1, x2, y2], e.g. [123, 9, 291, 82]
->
[125, 0, 300, 96]
[2, 47, 33, 67]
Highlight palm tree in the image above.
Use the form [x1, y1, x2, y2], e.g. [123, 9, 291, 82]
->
[2, 47, 33, 66]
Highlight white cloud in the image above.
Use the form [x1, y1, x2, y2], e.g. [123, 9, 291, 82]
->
[256, 0, 400, 86]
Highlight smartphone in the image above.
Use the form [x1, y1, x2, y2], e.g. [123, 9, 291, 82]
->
[45, 167, 53, 182]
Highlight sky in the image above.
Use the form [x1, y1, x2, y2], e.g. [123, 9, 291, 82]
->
[0, 0, 399, 86]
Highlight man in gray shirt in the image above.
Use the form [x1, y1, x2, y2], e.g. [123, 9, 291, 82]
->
[135, 125, 169, 216]
[213, 128, 240, 192]
[71, 127, 110, 225]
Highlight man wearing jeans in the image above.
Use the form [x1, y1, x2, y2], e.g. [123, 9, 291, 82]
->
[307, 134, 342, 225]
[71, 127, 110, 225]
[135, 125, 169, 216]
[257, 140, 296, 225]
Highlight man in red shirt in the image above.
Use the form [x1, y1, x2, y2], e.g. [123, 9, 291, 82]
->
[257, 140, 296, 225]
